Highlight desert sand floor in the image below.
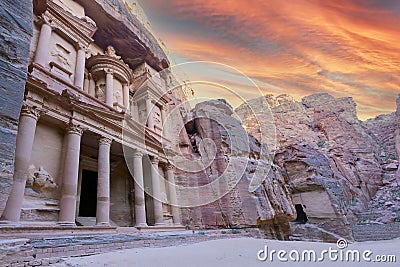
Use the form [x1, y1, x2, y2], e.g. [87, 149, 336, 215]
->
[53, 237, 399, 267]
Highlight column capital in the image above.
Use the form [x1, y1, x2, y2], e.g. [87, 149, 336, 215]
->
[66, 123, 84, 136]
[98, 137, 112, 146]
[39, 11, 54, 27]
[166, 163, 175, 171]
[104, 68, 114, 75]
[150, 156, 159, 165]
[133, 150, 144, 158]
[20, 105, 45, 121]
[75, 42, 87, 51]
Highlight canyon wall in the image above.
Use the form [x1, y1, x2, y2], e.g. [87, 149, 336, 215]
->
[183, 93, 398, 241]
[178, 99, 296, 240]
[362, 98, 399, 224]
[0, 0, 33, 214]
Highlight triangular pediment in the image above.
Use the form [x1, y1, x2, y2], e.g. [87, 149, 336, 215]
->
[35, 0, 97, 45]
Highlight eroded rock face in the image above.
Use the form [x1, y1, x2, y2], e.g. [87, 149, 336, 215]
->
[236, 93, 385, 241]
[75, 0, 169, 70]
[180, 99, 295, 239]
[362, 94, 400, 224]
[365, 113, 397, 160]
[0, 0, 33, 214]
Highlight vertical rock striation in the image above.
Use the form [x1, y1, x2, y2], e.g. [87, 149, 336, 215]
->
[0, 0, 33, 215]
[180, 99, 295, 239]
[236, 93, 386, 241]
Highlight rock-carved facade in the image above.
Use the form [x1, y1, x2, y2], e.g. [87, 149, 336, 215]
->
[0, 0, 186, 228]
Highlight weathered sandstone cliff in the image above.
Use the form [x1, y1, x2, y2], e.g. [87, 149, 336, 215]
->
[221, 93, 396, 241]
[0, 0, 33, 214]
[177, 99, 296, 239]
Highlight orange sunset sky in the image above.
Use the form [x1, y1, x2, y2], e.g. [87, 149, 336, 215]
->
[138, 0, 400, 120]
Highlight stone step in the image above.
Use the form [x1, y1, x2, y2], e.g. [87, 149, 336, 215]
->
[76, 217, 118, 227]
[355, 212, 387, 224]
[352, 222, 400, 242]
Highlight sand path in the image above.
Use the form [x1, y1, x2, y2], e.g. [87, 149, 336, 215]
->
[53, 237, 400, 267]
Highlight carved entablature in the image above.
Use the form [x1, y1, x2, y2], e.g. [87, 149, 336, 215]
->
[132, 79, 171, 109]
[34, 0, 97, 48]
[86, 48, 133, 85]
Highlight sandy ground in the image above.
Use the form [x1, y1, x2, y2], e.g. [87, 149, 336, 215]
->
[53, 238, 400, 267]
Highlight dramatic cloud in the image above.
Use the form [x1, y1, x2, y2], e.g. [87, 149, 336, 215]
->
[138, 0, 400, 119]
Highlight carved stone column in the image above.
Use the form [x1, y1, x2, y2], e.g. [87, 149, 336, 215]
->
[133, 150, 147, 227]
[34, 19, 52, 66]
[96, 137, 112, 226]
[88, 74, 96, 97]
[58, 124, 83, 226]
[161, 107, 169, 139]
[166, 164, 182, 225]
[105, 69, 114, 107]
[0, 105, 41, 222]
[123, 83, 130, 110]
[146, 98, 155, 130]
[74, 44, 86, 89]
[150, 156, 164, 225]
[131, 101, 139, 120]
[83, 73, 90, 94]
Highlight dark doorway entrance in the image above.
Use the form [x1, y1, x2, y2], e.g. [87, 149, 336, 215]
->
[294, 204, 308, 224]
[79, 170, 98, 217]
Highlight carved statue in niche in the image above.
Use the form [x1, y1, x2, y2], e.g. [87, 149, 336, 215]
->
[105, 45, 121, 59]
[114, 90, 122, 104]
[26, 165, 58, 198]
[51, 43, 71, 70]
[95, 82, 106, 101]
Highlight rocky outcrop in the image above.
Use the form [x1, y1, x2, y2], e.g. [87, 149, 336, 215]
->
[74, 0, 169, 71]
[0, 0, 33, 214]
[396, 95, 400, 174]
[180, 93, 388, 241]
[360, 100, 400, 225]
[365, 113, 397, 160]
[236, 93, 386, 241]
[179, 99, 295, 239]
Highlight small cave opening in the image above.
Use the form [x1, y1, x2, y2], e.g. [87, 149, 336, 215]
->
[293, 204, 308, 224]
